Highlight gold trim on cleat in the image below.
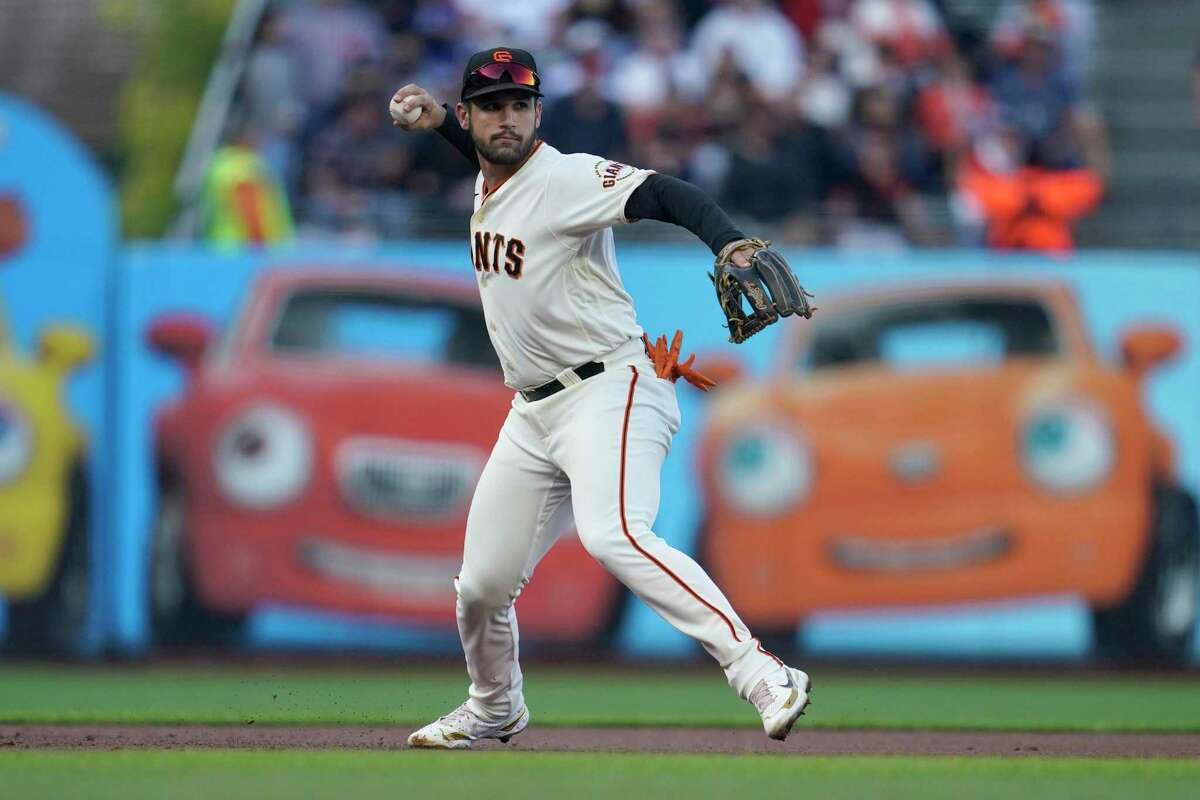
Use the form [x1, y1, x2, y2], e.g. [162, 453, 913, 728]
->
[445, 732, 470, 742]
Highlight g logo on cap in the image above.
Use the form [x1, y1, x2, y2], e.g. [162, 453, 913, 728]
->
[493, 50, 513, 62]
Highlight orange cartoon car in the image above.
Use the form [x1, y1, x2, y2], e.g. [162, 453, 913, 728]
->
[146, 268, 622, 648]
[697, 281, 1199, 663]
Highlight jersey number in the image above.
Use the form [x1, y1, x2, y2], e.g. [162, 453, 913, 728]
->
[473, 232, 525, 279]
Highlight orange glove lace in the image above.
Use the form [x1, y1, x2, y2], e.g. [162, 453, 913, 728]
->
[641, 330, 717, 392]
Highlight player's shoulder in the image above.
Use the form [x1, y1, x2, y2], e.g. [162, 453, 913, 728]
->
[551, 150, 644, 190]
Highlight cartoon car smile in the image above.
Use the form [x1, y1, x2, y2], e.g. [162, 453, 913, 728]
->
[146, 268, 622, 647]
[697, 281, 1199, 663]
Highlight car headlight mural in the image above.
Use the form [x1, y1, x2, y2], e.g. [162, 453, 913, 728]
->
[213, 403, 313, 509]
[0, 400, 33, 485]
[1021, 400, 1115, 494]
[718, 425, 813, 516]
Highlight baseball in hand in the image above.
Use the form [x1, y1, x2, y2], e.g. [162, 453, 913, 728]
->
[390, 97, 423, 125]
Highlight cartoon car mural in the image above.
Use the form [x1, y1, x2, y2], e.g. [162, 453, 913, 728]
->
[697, 281, 1199, 663]
[146, 268, 623, 646]
[0, 302, 94, 652]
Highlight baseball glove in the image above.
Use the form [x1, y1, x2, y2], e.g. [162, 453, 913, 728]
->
[643, 330, 716, 391]
[710, 238, 815, 344]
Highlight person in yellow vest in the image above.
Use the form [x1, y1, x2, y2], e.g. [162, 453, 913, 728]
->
[201, 124, 294, 248]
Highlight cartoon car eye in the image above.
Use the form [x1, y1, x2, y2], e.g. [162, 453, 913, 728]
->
[0, 400, 33, 484]
[213, 403, 313, 509]
[1021, 400, 1115, 494]
[718, 425, 813, 516]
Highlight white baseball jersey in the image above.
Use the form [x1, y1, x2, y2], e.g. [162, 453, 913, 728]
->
[438, 139, 791, 735]
[468, 141, 653, 389]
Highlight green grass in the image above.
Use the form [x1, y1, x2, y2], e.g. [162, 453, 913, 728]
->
[2, 752, 1198, 800]
[2, 665, 1200, 732]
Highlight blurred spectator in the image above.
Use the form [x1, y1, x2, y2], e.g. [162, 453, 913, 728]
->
[563, 0, 635, 36]
[850, 0, 950, 71]
[213, 0, 1106, 245]
[242, 8, 305, 195]
[956, 124, 1102, 253]
[542, 49, 629, 160]
[720, 103, 826, 243]
[989, 22, 1109, 177]
[452, 0, 571, 49]
[540, 17, 614, 99]
[305, 93, 410, 237]
[280, 0, 388, 114]
[610, 2, 698, 114]
[409, 0, 465, 67]
[827, 86, 937, 248]
[915, 48, 992, 178]
[403, 122, 478, 216]
[200, 124, 294, 249]
[689, 0, 806, 102]
[991, 0, 1096, 88]
[796, 38, 853, 129]
[780, 0, 829, 42]
[377, 0, 418, 31]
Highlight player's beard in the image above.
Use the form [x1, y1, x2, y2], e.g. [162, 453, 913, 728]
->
[473, 128, 535, 165]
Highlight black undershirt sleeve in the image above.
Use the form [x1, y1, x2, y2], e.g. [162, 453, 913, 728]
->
[624, 173, 745, 257]
[433, 103, 479, 168]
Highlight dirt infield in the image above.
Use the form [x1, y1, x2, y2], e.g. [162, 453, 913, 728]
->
[3, 726, 1198, 758]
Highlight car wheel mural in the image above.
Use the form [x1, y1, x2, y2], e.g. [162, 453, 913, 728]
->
[696, 281, 1200, 665]
[1091, 484, 1199, 663]
[148, 477, 247, 647]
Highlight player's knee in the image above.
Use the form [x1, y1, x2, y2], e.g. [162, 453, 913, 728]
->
[574, 518, 629, 569]
[456, 571, 517, 609]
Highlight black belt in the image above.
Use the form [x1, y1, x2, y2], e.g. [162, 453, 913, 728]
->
[520, 361, 605, 402]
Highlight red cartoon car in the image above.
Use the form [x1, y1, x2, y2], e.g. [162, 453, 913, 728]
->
[146, 268, 622, 646]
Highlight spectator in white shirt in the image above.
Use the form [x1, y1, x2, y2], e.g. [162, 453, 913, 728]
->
[452, 0, 572, 50]
[849, 0, 948, 70]
[689, 0, 806, 102]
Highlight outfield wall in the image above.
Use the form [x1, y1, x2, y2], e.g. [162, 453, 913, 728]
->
[102, 244, 1200, 661]
[2, 91, 1199, 662]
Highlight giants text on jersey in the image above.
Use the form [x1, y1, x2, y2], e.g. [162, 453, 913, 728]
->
[469, 142, 655, 389]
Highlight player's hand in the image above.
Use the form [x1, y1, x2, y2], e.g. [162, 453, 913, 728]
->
[389, 84, 446, 131]
[729, 244, 756, 268]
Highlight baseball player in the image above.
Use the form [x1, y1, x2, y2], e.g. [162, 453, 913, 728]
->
[391, 48, 814, 749]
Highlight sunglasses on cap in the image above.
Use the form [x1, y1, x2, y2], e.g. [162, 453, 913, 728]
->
[463, 62, 540, 97]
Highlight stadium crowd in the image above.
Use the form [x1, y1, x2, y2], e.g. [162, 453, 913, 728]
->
[224, 0, 1109, 251]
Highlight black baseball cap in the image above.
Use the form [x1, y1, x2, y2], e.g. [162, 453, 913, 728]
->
[461, 47, 543, 102]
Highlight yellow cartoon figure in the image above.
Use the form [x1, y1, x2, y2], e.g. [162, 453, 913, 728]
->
[0, 300, 94, 651]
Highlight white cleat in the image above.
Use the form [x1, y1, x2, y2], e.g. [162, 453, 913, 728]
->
[749, 666, 812, 741]
[406, 702, 530, 750]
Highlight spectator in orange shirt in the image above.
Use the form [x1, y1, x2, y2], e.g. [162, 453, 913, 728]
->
[956, 124, 1102, 253]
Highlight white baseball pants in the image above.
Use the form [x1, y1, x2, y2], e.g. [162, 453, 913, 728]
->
[455, 342, 782, 719]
